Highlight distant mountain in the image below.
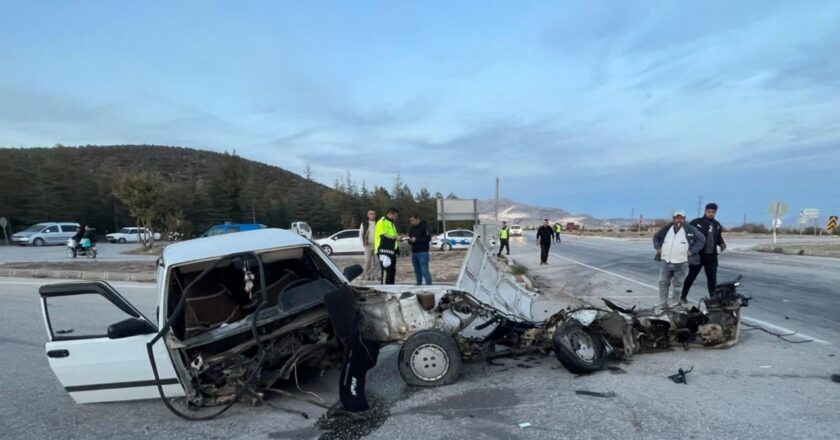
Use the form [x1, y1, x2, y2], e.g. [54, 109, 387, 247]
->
[477, 198, 638, 228]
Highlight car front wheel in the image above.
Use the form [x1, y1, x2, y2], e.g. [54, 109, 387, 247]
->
[32, 238, 45, 247]
[118, 238, 126, 244]
[441, 242, 452, 251]
[398, 329, 462, 387]
[552, 319, 607, 374]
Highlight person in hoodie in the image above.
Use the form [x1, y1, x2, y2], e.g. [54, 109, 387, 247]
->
[408, 213, 432, 285]
[70, 225, 86, 258]
[652, 210, 705, 308]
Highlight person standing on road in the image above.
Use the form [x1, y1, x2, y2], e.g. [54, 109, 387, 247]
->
[536, 219, 555, 264]
[653, 210, 705, 307]
[375, 207, 399, 285]
[497, 221, 510, 257]
[408, 214, 432, 285]
[359, 209, 378, 281]
[681, 203, 727, 301]
[554, 223, 563, 243]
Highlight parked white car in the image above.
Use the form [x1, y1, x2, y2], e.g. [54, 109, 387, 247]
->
[509, 225, 523, 236]
[315, 229, 363, 255]
[106, 227, 161, 244]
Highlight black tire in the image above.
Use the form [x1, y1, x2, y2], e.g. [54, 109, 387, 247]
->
[118, 238, 127, 244]
[441, 242, 452, 251]
[322, 245, 333, 256]
[553, 319, 607, 374]
[398, 329, 462, 387]
[33, 238, 45, 247]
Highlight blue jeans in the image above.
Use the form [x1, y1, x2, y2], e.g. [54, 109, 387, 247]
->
[411, 252, 432, 285]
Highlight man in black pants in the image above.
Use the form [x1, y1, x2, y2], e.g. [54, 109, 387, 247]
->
[681, 203, 727, 302]
[497, 221, 510, 256]
[536, 219, 555, 264]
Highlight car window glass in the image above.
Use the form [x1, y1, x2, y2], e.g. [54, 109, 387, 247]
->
[44, 225, 60, 233]
[209, 226, 224, 236]
[228, 226, 241, 233]
[60, 224, 78, 232]
[119, 228, 130, 234]
[45, 294, 136, 340]
[463, 231, 473, 237]
[337, 230, 357, 239]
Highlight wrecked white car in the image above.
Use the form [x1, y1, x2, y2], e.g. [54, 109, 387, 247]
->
[38, 229, 749, 417]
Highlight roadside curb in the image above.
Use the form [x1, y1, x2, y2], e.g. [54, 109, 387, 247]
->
[0, 268, 155, 283]
[502, 255, 535, 290]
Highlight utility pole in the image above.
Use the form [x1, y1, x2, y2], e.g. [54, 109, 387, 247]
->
[743, 214, 747, 228]
[494, 177, 499, 223]
[696, 196, 703, 218]
[630, 208, 635, 221]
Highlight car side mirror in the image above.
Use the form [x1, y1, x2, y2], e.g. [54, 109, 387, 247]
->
[107, 317, 156, 339]
[342, 264, 364, 282]
[332, 236, 338, 240]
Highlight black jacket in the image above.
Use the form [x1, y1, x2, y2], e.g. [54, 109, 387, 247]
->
[409, 221, 431, 253]
[536, 225, 555, 245]
[689, 217, 725, 255]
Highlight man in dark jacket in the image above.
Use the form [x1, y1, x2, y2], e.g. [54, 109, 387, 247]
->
[536, 219, 555, 264]
[408, 214, 432, 285]
[681, 203, 727, 300]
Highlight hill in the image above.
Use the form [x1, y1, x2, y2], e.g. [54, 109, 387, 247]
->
[0, 145, 436, 236]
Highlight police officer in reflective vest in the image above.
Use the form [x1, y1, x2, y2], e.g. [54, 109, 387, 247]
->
[498, 221, 510, 256]
[554, 222, 563, 243]
[375, 207, 400, 284]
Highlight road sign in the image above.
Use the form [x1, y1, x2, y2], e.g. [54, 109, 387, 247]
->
[768, 202, 788, 244]
[802, 208, 820, 218]
[828, 216, 838, 232]
[768, 201, 788, 220]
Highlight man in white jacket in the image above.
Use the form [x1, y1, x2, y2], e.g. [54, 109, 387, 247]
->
[359, 209, 378, 281]
[652, 210, 705, 308]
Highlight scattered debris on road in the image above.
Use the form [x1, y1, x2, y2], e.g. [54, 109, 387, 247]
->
[668, 366, 694, 384]
[575, 390, 616, 398]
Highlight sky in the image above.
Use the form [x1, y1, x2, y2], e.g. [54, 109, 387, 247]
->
[2, 1, 839, 226]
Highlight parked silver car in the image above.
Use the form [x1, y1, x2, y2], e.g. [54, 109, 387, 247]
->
[11, 222, 80, 246]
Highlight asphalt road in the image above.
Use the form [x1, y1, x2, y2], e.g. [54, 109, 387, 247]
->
[0, 243, 157, 264]
[1, 234, 838, 439]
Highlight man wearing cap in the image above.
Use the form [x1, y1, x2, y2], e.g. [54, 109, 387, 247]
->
[652, 210, 705, 307]
[536, 219, 555, 265]
[681, 203, 727, 300]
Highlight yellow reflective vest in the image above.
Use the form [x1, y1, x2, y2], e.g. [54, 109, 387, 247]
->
[554, 224, 563, 233]
[374, 216, 398, 253]
[500, 227, 509, 239]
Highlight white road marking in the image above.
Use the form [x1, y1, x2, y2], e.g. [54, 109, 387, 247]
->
[541, 247, 832, 345]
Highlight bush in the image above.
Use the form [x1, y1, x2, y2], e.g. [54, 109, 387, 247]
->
[511, 265, 528, 276]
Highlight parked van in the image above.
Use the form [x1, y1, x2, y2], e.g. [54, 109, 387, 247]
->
[289, 221, 312, 239]
[201, 223, 266, 238]
[11, 222, 80, 246]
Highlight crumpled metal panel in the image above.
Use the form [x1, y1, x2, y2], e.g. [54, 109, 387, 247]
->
[455, 238, 538, 321]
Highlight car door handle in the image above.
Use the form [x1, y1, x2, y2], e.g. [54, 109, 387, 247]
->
[47, 349, 70, 358]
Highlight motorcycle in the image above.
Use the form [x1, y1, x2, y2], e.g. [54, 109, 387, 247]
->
[66, 238, 97, 259]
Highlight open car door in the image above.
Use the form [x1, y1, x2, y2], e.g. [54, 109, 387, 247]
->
[39, 281, 184, 403]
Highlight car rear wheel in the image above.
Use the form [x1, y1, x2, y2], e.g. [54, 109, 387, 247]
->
[322, 245, 333, 256]
[399, 329, 462, 387]
[552, 319, 607, 374]
[33, 238, 45, 247]
[118, 238, 126, 244]
[441, 242, 452, 251]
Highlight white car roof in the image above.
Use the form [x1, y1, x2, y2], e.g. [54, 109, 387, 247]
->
[162, 228, 311, 267]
